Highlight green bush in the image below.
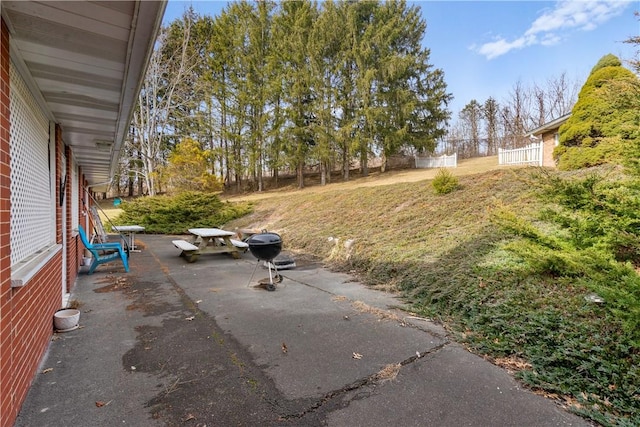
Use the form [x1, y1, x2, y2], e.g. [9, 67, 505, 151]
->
[554, 136, 625, 170]
[488, 169, 640, 425]
[491, 170, 640, 340]
[113, 191, 253, 234]
[432, 168, 459, 194]
[556, 54, 640, 170]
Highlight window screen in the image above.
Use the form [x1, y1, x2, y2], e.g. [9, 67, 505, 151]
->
[9, 63, 55, 266]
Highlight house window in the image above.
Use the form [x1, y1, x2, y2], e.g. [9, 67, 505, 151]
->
[9, 63, 56, 272]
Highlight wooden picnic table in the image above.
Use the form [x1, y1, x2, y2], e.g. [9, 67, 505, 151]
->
[188, 228, 247, 259]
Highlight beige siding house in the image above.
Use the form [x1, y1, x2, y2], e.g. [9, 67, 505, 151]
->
[527, 113, 572, 168]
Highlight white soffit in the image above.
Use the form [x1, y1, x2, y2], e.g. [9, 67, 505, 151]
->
[2, 1, 166, 190]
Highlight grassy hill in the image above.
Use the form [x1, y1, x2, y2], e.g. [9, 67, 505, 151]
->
[224, 160, 638, 427]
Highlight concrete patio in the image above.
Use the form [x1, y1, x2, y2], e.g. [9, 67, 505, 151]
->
[15, 234, 591, 426]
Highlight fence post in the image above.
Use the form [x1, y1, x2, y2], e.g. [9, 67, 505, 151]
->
[539, 141, 543, 166]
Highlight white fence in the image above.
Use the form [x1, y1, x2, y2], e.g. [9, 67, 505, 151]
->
[498, 142, 542, 166]
[415, 153, 457, 169]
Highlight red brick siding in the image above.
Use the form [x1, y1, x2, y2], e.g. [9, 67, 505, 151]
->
[6, 256, 61, 426]
[0, 16, 13, 427]
[0, 18, 65, 427]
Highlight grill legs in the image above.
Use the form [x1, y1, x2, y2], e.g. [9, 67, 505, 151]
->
[266, 262, 282, 291]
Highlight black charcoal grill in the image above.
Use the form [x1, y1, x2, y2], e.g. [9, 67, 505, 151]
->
[247, 231, 283, 291]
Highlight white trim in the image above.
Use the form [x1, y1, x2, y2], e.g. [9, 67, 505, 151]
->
[50, 121, 57, 243]
[8, 43, 55, 122]
[61, 143, 68, 303]
[11, 244, 62, 287]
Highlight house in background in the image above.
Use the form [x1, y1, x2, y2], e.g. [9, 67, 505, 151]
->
[0, 2, 165, 426]
[527, 112, 572, 168]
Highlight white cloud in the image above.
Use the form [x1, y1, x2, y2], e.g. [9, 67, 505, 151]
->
[475, 0, 633, 60]
[477, 34, 537, 60]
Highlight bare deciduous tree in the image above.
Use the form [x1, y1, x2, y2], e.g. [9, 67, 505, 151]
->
[545, 72, 579, 119]
[126, 14, 197, 196]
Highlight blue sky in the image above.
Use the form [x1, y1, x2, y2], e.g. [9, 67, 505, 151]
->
[163, 0, 639, 116]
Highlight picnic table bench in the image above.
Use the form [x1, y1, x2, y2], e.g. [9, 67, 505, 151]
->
[172, 239, 201, 262]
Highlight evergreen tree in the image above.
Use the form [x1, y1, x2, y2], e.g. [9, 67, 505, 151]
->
[272, 0, 318, 188]
[129, 0, 453, 193]
[556, 54, 640, 170]
[309, 0, 344, 185]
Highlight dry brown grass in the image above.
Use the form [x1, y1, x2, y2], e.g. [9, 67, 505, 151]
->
[374, 363, 401, 383]
[225, 156, 504, 203]
[223, 158, 537, 295]
[351, 300, 403, 323]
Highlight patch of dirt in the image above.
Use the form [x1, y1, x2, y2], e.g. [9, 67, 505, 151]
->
[94, 276, 131, 293]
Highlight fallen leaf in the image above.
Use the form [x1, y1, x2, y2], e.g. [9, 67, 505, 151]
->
[281, 342, 288, 353]
[95, 401, 105, 407]
[42, 368, 53, 374]
[185, 316, 195, 321]
[184, 413, 196, 422]
[352, 352, 363, 360]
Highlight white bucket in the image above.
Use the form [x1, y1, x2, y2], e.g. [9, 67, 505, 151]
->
[53, 309, 80, 331]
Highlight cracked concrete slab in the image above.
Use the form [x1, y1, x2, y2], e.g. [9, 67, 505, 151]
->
[327, 344, 587, 426]
[15, 235, 592, 426]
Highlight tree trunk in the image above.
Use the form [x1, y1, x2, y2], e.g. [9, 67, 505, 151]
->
[297, 160, 304, 189]
[320, 162, 326, 186]
[128, 177, 134, 197]
[360, 147, 368, 177]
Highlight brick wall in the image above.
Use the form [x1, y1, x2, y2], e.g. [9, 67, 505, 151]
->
[4, 259, 61, 427]
[0, 16, 13, 427]
[541, 130, 558, 168]
[0, 18, 65, 427]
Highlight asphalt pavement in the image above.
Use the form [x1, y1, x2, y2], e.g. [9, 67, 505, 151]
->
[15, 234, 592, 426]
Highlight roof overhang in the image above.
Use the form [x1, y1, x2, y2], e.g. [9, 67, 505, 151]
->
[2, 1, 166, 192]
[528, 113, 572, 137]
